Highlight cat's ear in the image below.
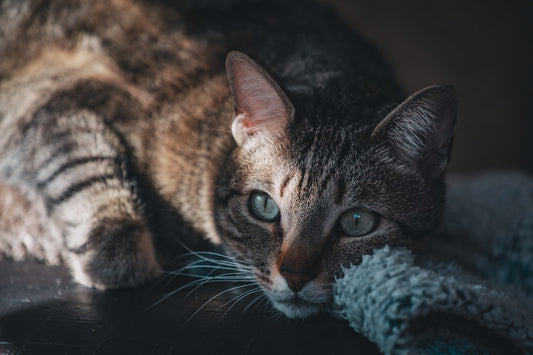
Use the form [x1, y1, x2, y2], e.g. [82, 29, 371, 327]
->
[372, 85, 457, 177]
[226, 51, 294, 146]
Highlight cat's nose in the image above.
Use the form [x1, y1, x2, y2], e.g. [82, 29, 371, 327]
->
[280, 268, 313, 293]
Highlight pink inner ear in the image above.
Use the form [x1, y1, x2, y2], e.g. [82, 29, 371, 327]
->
[226, 51, 294, 145]
[238, 115, 258, 135]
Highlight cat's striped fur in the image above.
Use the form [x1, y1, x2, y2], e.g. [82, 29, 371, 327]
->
[0, 0, 456, 318]
[0, 0, 233, 287]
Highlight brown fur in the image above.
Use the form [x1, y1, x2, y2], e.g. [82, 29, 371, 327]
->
[0, 0, 456, 318]
[0, 0, 232, 288]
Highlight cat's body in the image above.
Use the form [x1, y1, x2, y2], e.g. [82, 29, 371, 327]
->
[0, 0, 456, 318]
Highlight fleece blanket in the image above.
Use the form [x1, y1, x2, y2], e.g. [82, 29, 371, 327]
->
[333, 172, 533, 354]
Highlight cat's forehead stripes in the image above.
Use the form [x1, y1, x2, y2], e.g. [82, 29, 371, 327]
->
[278, 174, 292, 199]
[290, 135, 356, 204]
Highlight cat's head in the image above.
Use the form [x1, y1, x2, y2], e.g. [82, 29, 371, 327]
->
[214, 51, 457, 318]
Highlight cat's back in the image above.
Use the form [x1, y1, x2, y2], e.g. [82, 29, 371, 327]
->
[0, 0, 237, 176]
[0, 0, 401, 117]
[0, 0, 218, 116]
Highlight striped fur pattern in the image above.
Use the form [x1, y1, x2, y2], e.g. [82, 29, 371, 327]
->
[0, 0, 456, 318]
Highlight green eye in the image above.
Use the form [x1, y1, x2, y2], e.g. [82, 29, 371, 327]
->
[338, 208, 378, 237]
[249, 191, 280, 222]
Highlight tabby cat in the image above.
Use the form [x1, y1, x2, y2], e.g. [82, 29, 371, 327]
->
[0, 0, 456, 318]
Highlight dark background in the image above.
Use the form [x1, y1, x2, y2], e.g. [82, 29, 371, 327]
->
[326, 0, 533, 173]
[1, 1, 531, 354]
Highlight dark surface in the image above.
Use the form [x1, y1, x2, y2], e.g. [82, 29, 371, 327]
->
[0, 259, 380, 355]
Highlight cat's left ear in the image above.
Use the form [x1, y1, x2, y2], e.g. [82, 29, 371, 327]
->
[372, 85, 457, 177]
[226, 51, 294, 146]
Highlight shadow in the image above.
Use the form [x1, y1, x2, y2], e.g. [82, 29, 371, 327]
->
[0, 261, 379, 355]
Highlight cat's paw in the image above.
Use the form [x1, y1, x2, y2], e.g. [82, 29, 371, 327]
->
[65, 218, 160, 289]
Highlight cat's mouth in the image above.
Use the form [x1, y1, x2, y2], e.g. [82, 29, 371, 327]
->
[270, 296, 326, 319]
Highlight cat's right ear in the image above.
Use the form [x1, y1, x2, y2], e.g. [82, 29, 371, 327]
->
[226, 51, 294, 146]
[372, 85, 457, 177]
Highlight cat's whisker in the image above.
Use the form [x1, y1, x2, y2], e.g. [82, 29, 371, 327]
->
[170, 243, 253, 270]
[184, 253, 250, 269]
[184, 275, 255, 298]
[142, 277, 212, 312]
[162, 272, 253, 283]
[217, 286, 263, 319]
[160, 247, 253, 285]
[157, 262, 217, 288]
[195, 251, 233, 259]
[147, 266, 250, 307]
[151, 270, 180, 289]
[175, 259, 250, 269]
[256, 295, 271, 312]
[241, 291, 267, 314]
[166, 265, 240, 275]
[143, 249, 257, 311]
[144, 271, 256, 313]
[193, 253, 247, 265]
[184, 278, 222, 297]
[183, 283, 259, 325]
[166, 259, 252, 277]
[182, 274, 256, 286]
[166, 270, 253, 279]
[246, 296, 267, 314]
[218, 287, 263, 321]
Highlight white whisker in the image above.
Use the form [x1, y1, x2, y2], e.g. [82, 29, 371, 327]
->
[242, 293, 268, 314]
[218, 287, 263, 319]
[142, 277, 211, 312]
[184, 277, 251, 297]
[184, 283, 258, 325]
[168, 264, 251, 274]
[142, 241, 267, 319]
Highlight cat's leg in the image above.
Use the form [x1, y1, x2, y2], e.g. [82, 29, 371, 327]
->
[0, 109, 159, 289]
[0, 180, 62, 264]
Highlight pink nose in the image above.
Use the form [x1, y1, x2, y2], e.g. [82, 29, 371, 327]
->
[280, 268, 313, 293]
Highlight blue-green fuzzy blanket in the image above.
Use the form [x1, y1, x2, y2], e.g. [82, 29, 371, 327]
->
[333, 172, 533, 354]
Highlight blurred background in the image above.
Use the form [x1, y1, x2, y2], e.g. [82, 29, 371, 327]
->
[326, 0, 533, 173]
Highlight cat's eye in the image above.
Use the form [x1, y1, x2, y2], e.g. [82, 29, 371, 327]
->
[249, 191, 280, 222]
[338, 208, 378, 237]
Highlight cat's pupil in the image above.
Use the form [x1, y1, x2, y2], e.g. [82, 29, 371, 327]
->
[339, 208, 378, 237]
[249, 191, 280, 222]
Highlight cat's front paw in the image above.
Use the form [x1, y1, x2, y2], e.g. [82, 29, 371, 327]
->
[65, 219, 160, 289]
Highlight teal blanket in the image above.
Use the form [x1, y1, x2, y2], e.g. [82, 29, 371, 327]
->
[333, 172, 533, 354]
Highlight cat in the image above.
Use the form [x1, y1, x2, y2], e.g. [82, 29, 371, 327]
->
[0, 0, 456, 319]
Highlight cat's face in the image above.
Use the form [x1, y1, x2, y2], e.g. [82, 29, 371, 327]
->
[214, 52, 456, 318]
